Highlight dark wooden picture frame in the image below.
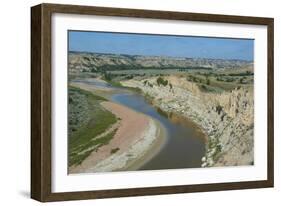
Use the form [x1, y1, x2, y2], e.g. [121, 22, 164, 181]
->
[31, 3, 274, 202]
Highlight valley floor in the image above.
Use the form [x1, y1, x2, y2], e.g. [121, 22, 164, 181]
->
[69, 82, 165, 173]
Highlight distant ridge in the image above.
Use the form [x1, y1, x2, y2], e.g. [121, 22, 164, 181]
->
[69, 51, 252, 63]
[69, 51, 253, 73]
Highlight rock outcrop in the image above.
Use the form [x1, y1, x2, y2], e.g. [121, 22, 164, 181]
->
[121, 75, 254, 167]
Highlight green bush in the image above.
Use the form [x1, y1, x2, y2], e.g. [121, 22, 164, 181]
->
[110, 147, 120, 154]
[215, 105, 223, 115]
[169, 83, 173, 90]
[156, 77, 168, 86]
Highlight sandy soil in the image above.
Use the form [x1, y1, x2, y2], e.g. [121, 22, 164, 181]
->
[69, 101, 164, 173]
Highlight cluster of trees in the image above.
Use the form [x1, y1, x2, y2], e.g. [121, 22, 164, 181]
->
[214, 71, 253, 81]
[227, 71, 254, 76]
[80, 60, 214, 72]
[103, 71, 148, 81]
[187, 75, 210, 85]
[97, 64, 147, 71]
[216, 77, 235, 82]
[216, 76, 249, 84]
[178, 66, 213, 71]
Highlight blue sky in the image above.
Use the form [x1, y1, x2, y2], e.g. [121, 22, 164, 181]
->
[68, 31, 254, 61]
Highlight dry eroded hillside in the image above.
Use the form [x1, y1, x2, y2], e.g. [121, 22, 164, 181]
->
[121, 75, 254, 167]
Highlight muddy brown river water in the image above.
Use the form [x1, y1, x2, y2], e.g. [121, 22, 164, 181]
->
[112, 93, 206, 170]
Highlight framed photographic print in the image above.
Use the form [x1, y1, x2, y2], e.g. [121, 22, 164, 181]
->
[31, 3, 274, 202]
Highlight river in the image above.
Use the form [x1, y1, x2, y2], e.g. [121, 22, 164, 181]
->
[73, 78, 206, 170]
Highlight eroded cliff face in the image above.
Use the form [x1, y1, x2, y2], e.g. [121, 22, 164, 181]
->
[121, 75, 254, 167]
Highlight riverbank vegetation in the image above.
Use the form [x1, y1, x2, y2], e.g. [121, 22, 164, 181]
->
[68, 86, 118, 166]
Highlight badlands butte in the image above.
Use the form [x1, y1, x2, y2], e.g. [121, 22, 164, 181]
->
[69, 51, 254, 170]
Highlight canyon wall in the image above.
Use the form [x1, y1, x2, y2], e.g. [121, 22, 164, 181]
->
[121, 76, 254, 167]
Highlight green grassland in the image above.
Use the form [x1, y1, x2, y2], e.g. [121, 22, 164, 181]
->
[185, 69, 253, 92]
[68, 86, 117, 166]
